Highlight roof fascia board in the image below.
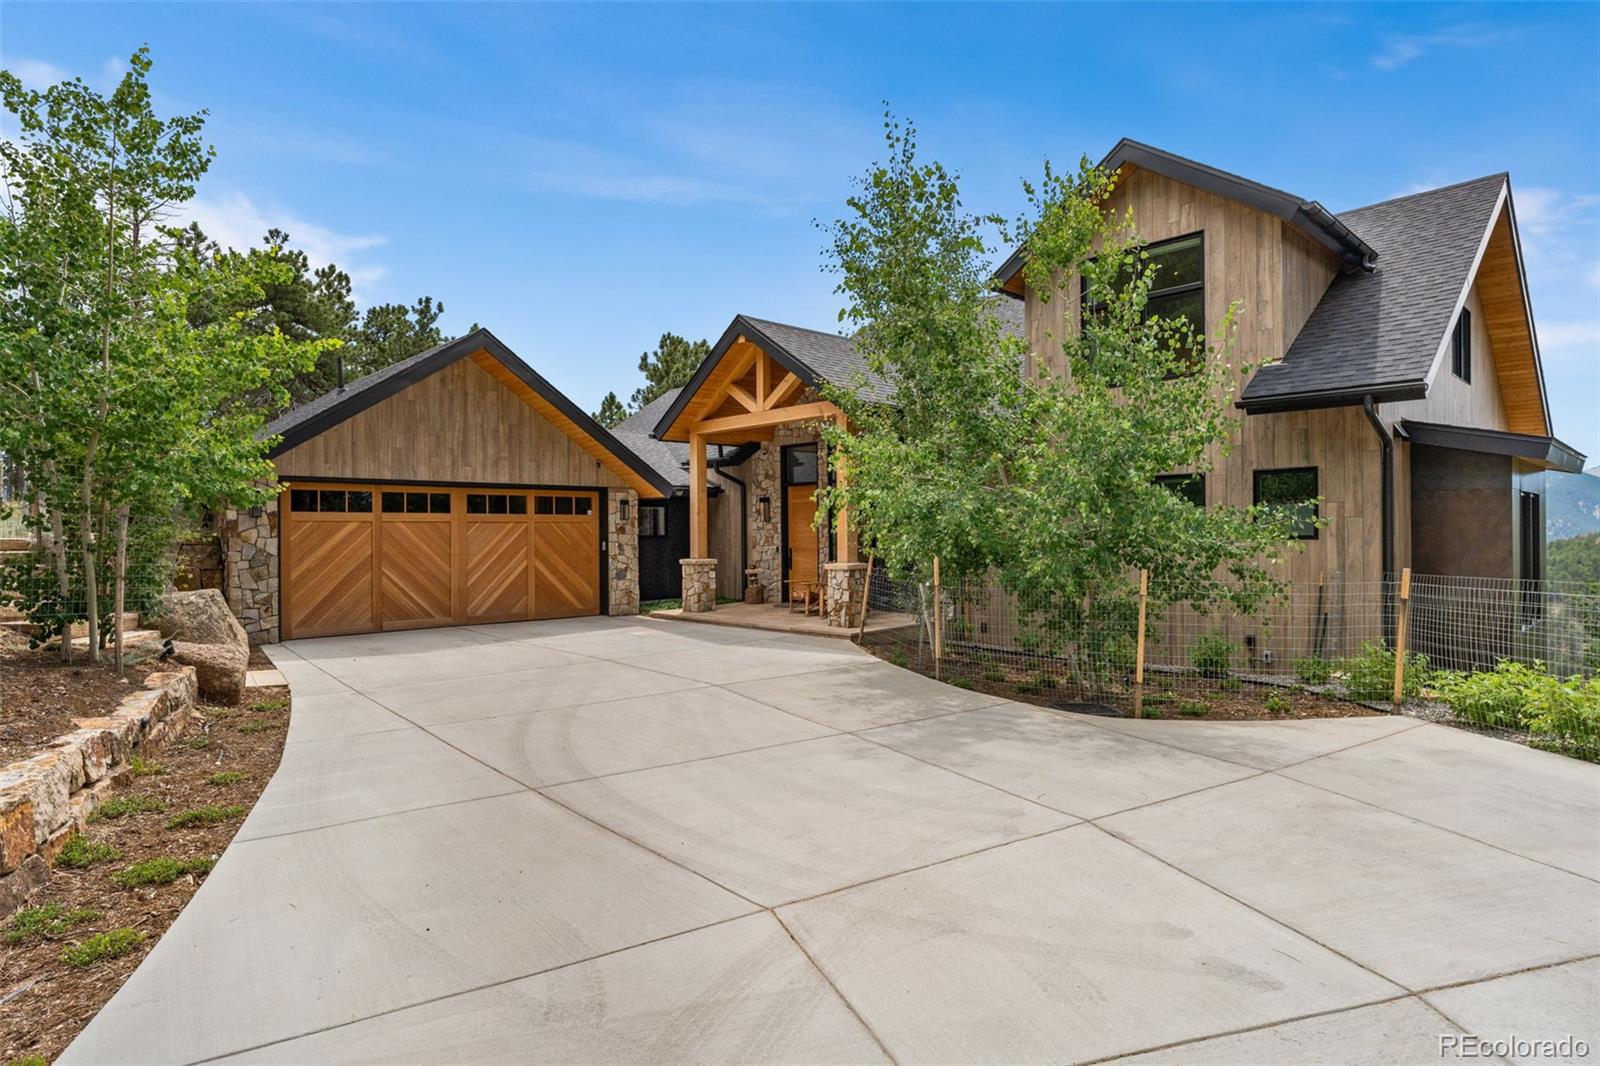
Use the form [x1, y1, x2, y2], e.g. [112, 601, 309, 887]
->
[1237, 381, 1427, 414]
[1400, 419, 1585, 471]
[1499, 183, 1552, 431]
[1418, 180, 1509, 396]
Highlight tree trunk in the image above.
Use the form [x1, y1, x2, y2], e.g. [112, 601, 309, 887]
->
[41, 460, 73, 662]
[114, 506, 129, 674]
[80, 438, 99, 662]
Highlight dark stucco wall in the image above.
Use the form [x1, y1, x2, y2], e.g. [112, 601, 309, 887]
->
[1409, 445, 1513, 579]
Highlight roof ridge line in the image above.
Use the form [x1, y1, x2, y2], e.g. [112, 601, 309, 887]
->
[1341, 172, 1509, 216]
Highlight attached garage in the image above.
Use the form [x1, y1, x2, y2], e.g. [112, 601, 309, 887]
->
[226, 329, 670, 643]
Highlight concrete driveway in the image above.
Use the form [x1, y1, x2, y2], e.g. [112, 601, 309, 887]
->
[65, 616, 1599, 1065]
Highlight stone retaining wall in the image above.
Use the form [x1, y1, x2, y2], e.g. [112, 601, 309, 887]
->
[0, 667, 199, 913]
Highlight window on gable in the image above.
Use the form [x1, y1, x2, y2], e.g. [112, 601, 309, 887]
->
[1451, 308, 1472, 383]
[1154, 473, 1206, 508]
[1253, 467, 1319, 540]
[1081, 232, 1205, 371]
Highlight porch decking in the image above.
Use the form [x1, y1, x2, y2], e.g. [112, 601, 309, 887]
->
[649, 601, 916, 640]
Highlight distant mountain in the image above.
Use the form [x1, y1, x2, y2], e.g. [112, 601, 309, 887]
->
[1548, 469, 1600, 542]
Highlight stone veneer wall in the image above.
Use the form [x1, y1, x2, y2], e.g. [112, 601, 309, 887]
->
[608, 489, 640, 615]
[221, 497, 280, 645]
[1, 667, 199, 913]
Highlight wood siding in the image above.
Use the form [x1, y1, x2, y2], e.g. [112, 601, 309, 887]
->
[1384, 281, 1508, 432]
[1022, 163, 1386, 586]
[274, 358, 632, 490]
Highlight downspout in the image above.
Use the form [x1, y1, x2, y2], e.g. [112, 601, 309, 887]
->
[1363, 395, 1396, 639]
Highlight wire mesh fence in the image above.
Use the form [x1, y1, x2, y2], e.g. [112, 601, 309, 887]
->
[857, 568, 1600, 751]
[0, 533, 180, 663]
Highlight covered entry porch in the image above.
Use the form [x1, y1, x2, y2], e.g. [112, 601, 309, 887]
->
[650, 315, 874, 628]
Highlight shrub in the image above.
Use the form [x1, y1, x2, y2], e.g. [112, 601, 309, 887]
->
[1178, 700, 1209, 717]
[5, 903, 100, 943]
[130, 756, 166, 777]
[55, 835, 121, 869]
[1431, 661, 1539, 729]
[1190, 633, 1236, 678]
[1341, 642, 1429, 702]
[1523, 672, 1600, 762]
[982, 666, 1006, 683]
[114, 856, 216, 887]
[60, 928, 143, 967]
[948, 676, 972, 689]
[89, 794, 166, 821]
[1265, 691, 1292, 715]
[1293, 656, 1334, 685]
[166, 804, 245, 829]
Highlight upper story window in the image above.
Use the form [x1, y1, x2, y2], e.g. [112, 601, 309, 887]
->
[1082, 232, 1206, 370]
[1253, 467, 1319, 540]
[1154, 472, 1206, 508]
[1451, 308, 1472, 383]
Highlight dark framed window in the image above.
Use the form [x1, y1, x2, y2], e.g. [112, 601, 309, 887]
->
[290, 488, 318, 512]
[1253, 467, 1319, 539]
[1082, 232, 1205, 369]
[574, 496, 593, 516]
[639, 503, 667, 538]
[785, 445, 818, 486]
[1452, 308, 1472, 383]
[1154, 473, 1206, 508]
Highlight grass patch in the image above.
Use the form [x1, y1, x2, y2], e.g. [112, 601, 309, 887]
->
[55, 835, 121, 869]
[249, 697, 288, 713]
[113, 856, 216, 888]
[60, 928, 143, 968]
[208, 770, 249, 786]
[1178, 700, 1210, 717]
[5, 903, 101, 944]
[8, 1054, 48, 1066]
[165, 804, 245, 829]
[88, 794, 165, 822]
[237, 719, 282, 734]
[206, 706, 234, 720]
[947, 676, 972, 689]
[129, 756, 167, 777]
[184, 735, 211, 750]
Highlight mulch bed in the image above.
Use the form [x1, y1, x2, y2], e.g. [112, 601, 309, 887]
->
[0, 632, 162, 765]
[860, 640, 1382, 721]
[1, 675, 289, 1064]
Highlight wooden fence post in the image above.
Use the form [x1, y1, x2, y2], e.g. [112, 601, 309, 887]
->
[932, 555, 943, 680]
[1132, 569, 1149, 718]
[1391, 567, 1412, 711]
[856, 556, 875, 641]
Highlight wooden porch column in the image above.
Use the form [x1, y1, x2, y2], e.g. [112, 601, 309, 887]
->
[832, 411, 857, 563]
[689, 429, 708, 558]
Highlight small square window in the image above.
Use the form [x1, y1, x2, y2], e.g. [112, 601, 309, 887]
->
[467, 493, 488, 514]
[382, 491, 405, 513]
[554, 496, 574, 515]
[346, 490, 373, 513]
[319, 490, 346, 513]
[1154, 473, 1206, 508]
[574, 496, 593, 516]
[486, 494, 506, 514]
[640, 504, 667, 537]
[291, 489, 318, 512]
[429, 493, 451, 514]
[508, 495, 528, 514]
[1254, 467, 1319, 539]
[535, 495, 554, 514]
[404, 492, 426, 513]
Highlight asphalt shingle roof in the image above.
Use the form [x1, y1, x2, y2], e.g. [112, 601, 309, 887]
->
[612, 389, 691, 486]
[1241, 173, 1507, 407]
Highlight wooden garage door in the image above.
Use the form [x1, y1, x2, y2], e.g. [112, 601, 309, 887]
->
[282, 483, 601, 638]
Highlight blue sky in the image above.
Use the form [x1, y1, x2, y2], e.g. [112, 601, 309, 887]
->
[5, 3, 1598, 457]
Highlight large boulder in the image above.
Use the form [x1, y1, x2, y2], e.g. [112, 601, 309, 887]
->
[169, 640, 248, 706]
[155, 589, 247, 647]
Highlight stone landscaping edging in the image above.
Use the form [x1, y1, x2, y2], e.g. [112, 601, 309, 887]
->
[0, 666, 199, 913]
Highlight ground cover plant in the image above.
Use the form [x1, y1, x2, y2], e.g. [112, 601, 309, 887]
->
[1433, 660, 1600, 761]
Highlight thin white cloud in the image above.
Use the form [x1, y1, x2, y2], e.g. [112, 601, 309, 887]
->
[1513, 186, 1600, 240]
[179, 191, 388, 302]
[5, 57, 70, 90]
[1371, 25, 1513, 71]
[1537, 320, 1600, 362]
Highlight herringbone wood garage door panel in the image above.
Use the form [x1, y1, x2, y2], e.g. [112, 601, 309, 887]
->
[282, 484, 601, 637]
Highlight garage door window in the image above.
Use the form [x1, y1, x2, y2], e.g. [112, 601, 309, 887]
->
[467, 492, 527, 515]
[534, 494, 594, 516]
[291, 488, 371, 513]
[382, 491, 450, 513]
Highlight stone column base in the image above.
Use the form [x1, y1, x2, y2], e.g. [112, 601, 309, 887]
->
[680, 558, 718, 613]
[824, 562, 868, 628]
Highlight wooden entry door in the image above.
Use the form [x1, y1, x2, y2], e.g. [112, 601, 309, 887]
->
[533, 491, 600, 619]
[783, 444, 819, 600]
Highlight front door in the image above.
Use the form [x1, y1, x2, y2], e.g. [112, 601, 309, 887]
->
[783, 444, 819, 600]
